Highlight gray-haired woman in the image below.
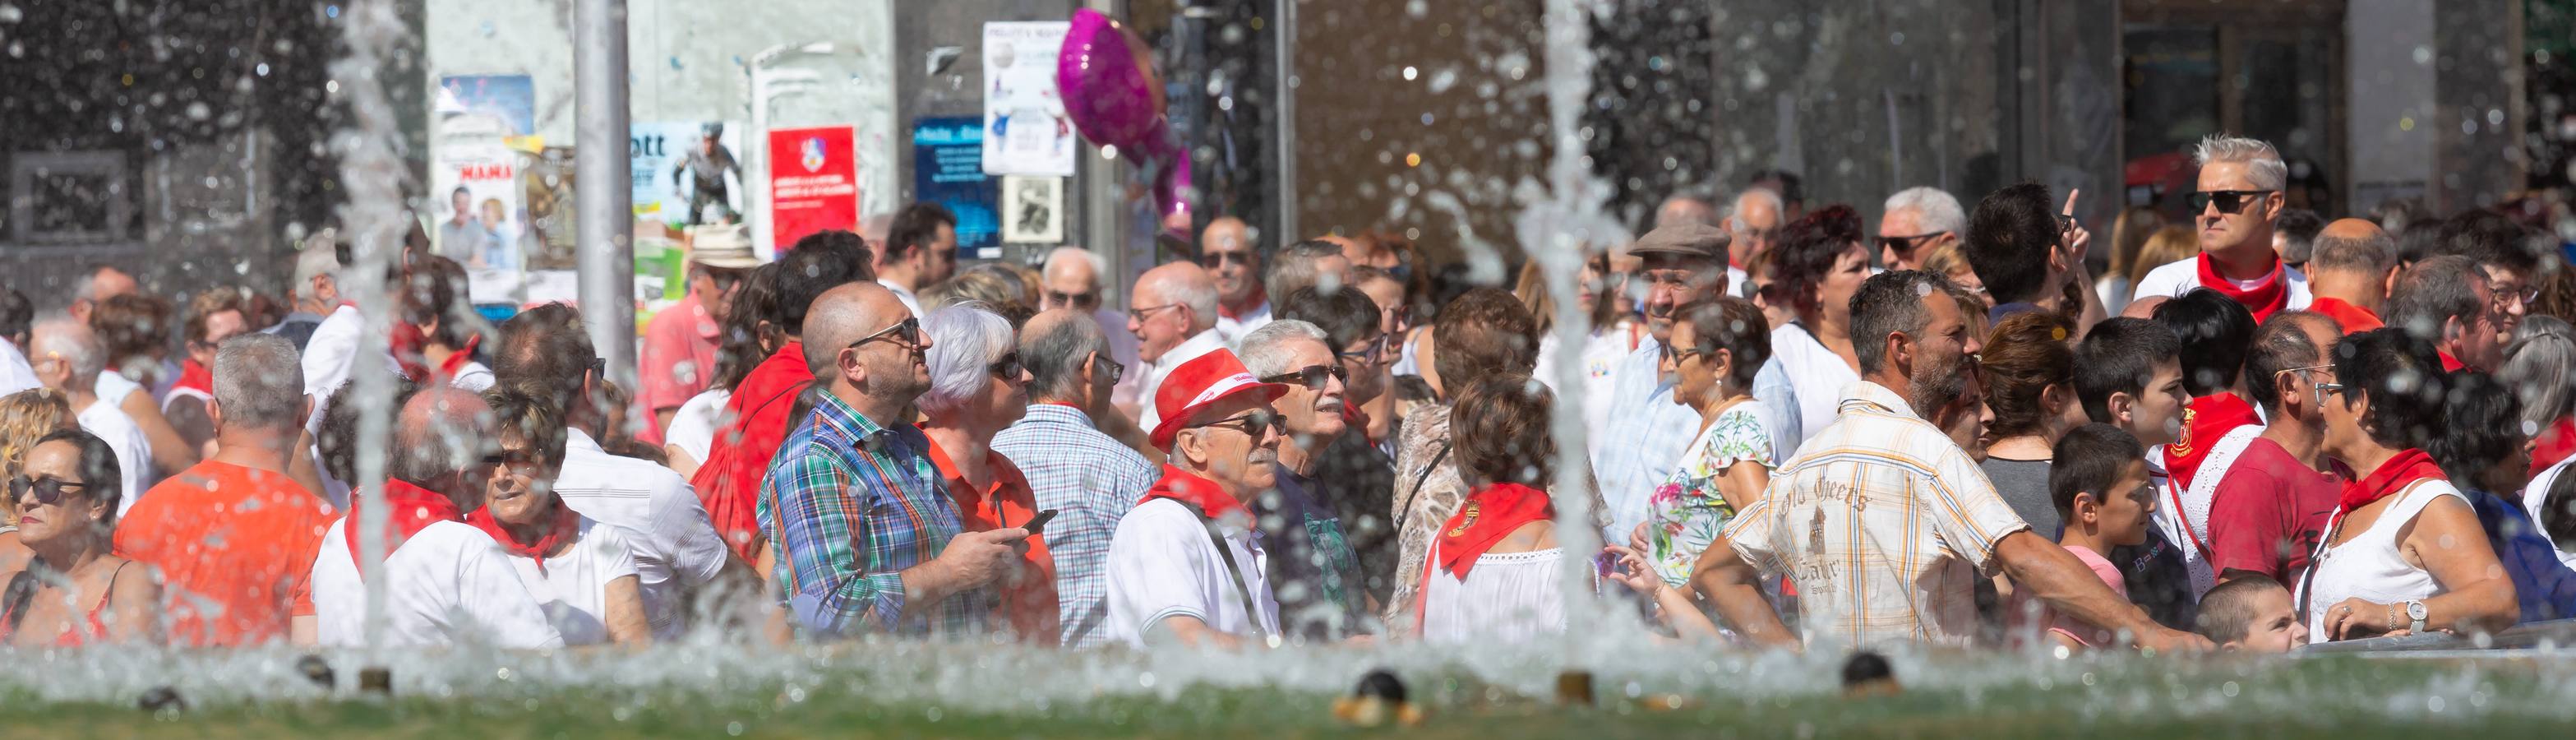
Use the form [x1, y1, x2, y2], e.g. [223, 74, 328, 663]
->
[916, 303, 1059, 644]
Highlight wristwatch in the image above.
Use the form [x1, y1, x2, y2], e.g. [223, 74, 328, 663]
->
[2406, 600, 2429, 633]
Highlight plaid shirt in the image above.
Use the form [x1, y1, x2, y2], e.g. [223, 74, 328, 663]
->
[759, 391, 992, 637]
[991, 403, 1156, 648]
[1721, 381, 2030, 648]
[1590, 339, 1711, 542]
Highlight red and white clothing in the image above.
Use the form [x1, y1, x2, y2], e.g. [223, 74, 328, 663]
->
[2131, 253, 2311, 321]
[2157, 393, 2265, 598]
[161, 358, 215, 416]
[490, 518, 642, 646]
[2299, 450, 2457, 636]
[1103, 466, 1281, 647]
[2304, 296, 2383, 334]
[2205, 438, 2343, 585]
[303, 517, 564, 649]
[638, 293, 722, 446]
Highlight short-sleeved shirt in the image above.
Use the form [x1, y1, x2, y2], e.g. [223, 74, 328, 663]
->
[926, 437, 1062, 643]
[757, 391, 990, 637]
[1721, 381, 2031, 647]
[1591, 338, 1713, 542]
[76, 398, 154, 516]
[305, 518, 565, 649]
[1979, 457, 2060, 539]
[2012, 543, 2126, 647]
[1644, 402, 1777, 588]
[2204, 438, 2341, 584]
[639, 294, 722, 421]
[504, 520, 642, 645]
[113, 460, 334, 646]
[552, 428, 733, 639]
[1105, 497, 1281, 646]
[992, 404, 1155, 648]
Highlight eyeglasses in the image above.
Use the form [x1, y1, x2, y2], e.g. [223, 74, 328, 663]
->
[2186, 190, 2275, 215]
[1660, 342, 1717, 366]
[481, 448, 546, 476]
[845, 317, 923, 352]
[1200, 250, 1255, 269]
[1188, 410, 1282, 439]
[1878, 232, 1947, 259]
[987, 351, 1026, 381]
[1263, 363, 1349, 391]
[1046, 289, 1100, 310]
[2491, 282, 2539, 309]
[1129, 303, 1183, 324]
[8, 475, 87, 506]
[587, 357, 607, 376]
[1091, 352, 1126, 386]
[2313, 380, 2347, 406]
[1339, 333, 1394, 365]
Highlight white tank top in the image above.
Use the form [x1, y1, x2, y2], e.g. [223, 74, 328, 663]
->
[1417, 546, 1571, 644]
[2301, 479, 2465, 636]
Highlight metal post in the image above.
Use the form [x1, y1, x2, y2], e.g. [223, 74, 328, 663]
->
[576, 0, 636, 389]
[1273, 0, 1298, 243]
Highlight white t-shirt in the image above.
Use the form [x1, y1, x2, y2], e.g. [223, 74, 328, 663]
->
[0, 340, 36, 397]
[662, 389, 731, 465]
[307, 518, 566, 649]
[1214, 301, 1273, 346]
[2129, 256, 2313, 310]
[1417, 546, 1571, 643]
[1104, 498, 1281, 647]
[95, 369, 145, 410]
[503, 518, 642, 645]
[76, 397, 154, 517]
[879, 279, 924, 319]
[449, 360, 496, 393]
[552, 428, 733, 639]
[302, 304, 366, 420]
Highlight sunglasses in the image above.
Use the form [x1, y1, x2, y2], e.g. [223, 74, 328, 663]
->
[1046, 289, 1100, 310]
[2186, 190, 2275, 215]
[480, 448, 547, 475]
[1878, 232, 1947, 259]
[987, 351, 1026, 381]
[1263, 363, 1349, 391]
[8, 475, 88, 506]
[1189, 410, 1282, 439]
[1091, 352, 1126, 386]
[1199, 251, 1255, 269]
[845, 317, 923, 352]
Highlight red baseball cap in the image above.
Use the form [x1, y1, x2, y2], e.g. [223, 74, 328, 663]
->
[1152, 349, 1290, 451]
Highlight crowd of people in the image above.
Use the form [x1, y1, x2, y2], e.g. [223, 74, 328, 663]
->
[3, 133, 2574, 659]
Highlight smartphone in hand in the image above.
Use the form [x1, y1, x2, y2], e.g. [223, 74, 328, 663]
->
[1023, 509, 1059, 537]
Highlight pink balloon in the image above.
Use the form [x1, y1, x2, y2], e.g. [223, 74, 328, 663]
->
[1056, 9, 1161, 155]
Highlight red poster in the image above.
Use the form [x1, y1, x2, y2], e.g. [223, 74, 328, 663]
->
[766, 125, 861, 256]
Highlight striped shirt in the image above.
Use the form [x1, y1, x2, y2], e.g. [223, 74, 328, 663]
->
[1721, 381, 2030, 648]
[991, 403, 1156, 648]
[758, 391, 992, 637]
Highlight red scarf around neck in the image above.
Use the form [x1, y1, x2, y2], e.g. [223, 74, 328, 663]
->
[1433, 483, 1554, 579]
[2337, 448, 2448, 517]
[1139, 465, 1248, 521]
[1217, 284, 1267, 321]
[2165, 392, 2261, 492]
[173, 358, 214, 396]
[2195, 252, 2289, 321]
[435, 334, 482, 382]
[345, 479, 464, 576]
[466, 497, 583, 575]
[691, 340, 812, 561]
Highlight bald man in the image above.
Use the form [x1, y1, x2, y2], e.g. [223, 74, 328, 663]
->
[1198, 217, 1271, 338]
[1040, 247, 1142, 405]
[1724, 188, 1784, 291]
[763, 282, 1029, 638]
[1127, 261, 1226, 436]
[2301, 219, 2399, 334]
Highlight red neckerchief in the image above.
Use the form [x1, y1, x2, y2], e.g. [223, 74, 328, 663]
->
[434, 334, 482, 382]
[1433, 483, 1554, 579]
[2195, 252, 2289, 321]
[690, 340, 812, 561]
[2439, 350, 2472, 372]
[1217, 284, 1267, 321]
[1341, 404, 1375, 446]
[173, 358, 214, 396]
[2165, 392, 2261, 493]
[464, 497, 582, 576]
[345, 479, 464, 576]
[389, 321, 432, 382]
[2305, 296, 2382, 334]
[1139, 465, 1248, 521]
[2336, 448, 2448, 517]
[2532, 416, 2576, 479]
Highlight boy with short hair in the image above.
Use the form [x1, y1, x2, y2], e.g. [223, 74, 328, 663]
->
[2017, 423, 2156, 649]
[2072, 317, 2197, 629]
[2193, 576, 2310, 653]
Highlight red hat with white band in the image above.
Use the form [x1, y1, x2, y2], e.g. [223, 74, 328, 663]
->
[1151, 349, 1291, 451]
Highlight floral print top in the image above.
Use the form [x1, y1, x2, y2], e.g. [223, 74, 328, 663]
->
[1645, 401, 1778, 588]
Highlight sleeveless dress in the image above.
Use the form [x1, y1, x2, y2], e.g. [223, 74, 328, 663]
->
[1, 561, 130, 647]
[2301, 479, 2467, 636]
[1642, 401, 1779, 587]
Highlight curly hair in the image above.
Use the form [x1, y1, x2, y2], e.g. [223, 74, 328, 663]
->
[1767, 204, 1864, 314]
[0, 389, 75, 485]
[1449, 373, 1555, 488]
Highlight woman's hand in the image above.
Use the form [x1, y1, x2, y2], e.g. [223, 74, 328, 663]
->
[2320, 598, 2396, 641]
[1603, 545, 1664, 598]
[1628, 522, 1651, 555]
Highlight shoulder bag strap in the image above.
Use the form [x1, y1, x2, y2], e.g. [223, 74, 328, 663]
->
[1203, 524, 1268, 642]
[1392, 442, 1452, 535]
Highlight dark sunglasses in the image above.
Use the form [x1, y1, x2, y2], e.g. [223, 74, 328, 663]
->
[1200, 251, 1255, 269]
[1263, 363, 1349, 391]
[1091, 352, 1126, 386]
[8, 475, 88, 506]
[845, 317, 923, 352]
[1047, 289, 1100, 310]
[1189, 410, 1282, 438]
[2186, 190, 2274, 215]
[1878, 232, 1946, 258]
[480, 448, 546, 474]
[987, 351, 1026, 381]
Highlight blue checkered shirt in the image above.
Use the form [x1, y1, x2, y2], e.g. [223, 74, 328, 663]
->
[1589, 338, 1710, 542]
[758, 391, 992, 638]
[992, 403, 1158, 648]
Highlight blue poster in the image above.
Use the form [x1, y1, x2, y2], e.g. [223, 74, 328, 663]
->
[910, 117, 1001, 257]
[436, 75, 538, 137]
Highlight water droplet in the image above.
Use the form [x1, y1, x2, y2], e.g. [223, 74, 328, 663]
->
[186, 101, 212, 121]
[1402, 66, 1418, 81]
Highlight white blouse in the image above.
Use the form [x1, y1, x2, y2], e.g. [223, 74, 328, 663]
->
[503, 519, 642, 645]
[1416, 546, 1570, 644]
[2303, 479, 2468, 637]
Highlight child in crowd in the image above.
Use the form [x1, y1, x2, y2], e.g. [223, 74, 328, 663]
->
[2016, 423, 2155, 650]
[2193, 576, 2310, 653]
[2070, 317, 2197, 630]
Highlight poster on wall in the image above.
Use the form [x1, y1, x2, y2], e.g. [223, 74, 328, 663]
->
[999, 175, 1064, 244]
[912, 117, 1001, 259]
[430, 113, 529, 305]
[435, 75, 538, 140]
[631, 121, 745, 230]
[980, 21, 1076, 177]
[765, 125, 861, 256]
